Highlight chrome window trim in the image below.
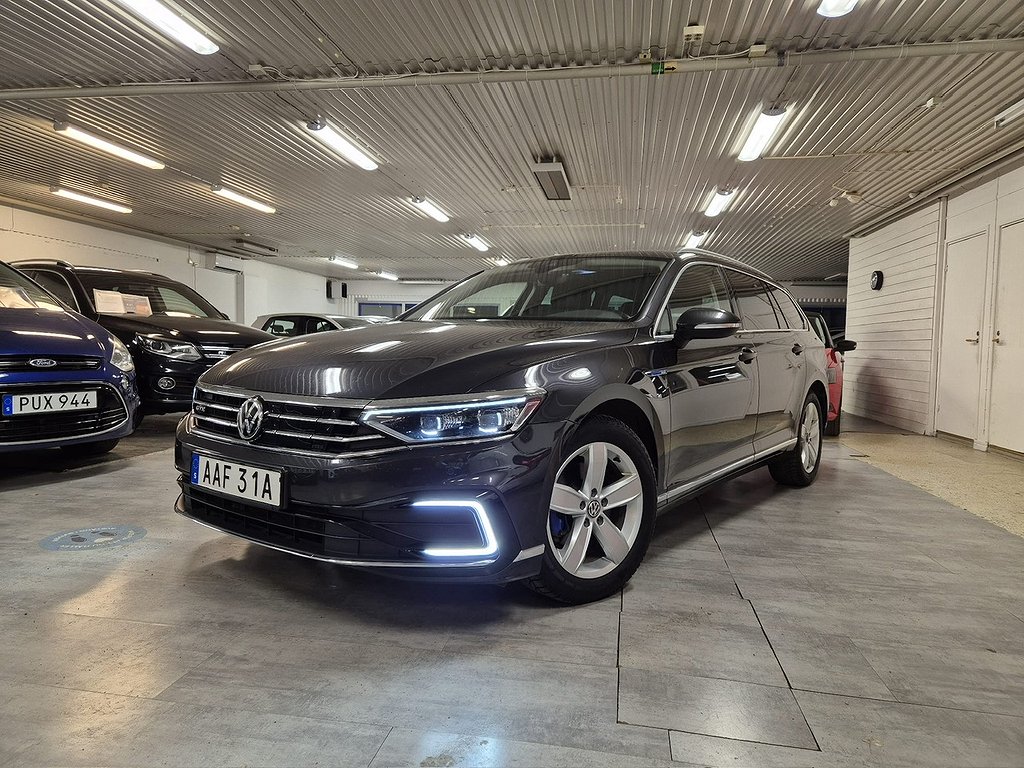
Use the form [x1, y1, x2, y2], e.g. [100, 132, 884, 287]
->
[0, 380, 131, 446]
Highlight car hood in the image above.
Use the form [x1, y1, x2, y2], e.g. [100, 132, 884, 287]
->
[98, 313, 273, 347]
[0, 308, 110, 357]
[200, 320, 638, 400]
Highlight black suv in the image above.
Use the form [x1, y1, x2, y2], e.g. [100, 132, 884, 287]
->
[14, 261, 272, 414]
[174, 251, 827, 603]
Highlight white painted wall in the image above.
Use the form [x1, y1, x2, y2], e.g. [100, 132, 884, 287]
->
[0, 205, 443, 324]
[845, 164, 1024, 452]
[844, 203, 943, 433]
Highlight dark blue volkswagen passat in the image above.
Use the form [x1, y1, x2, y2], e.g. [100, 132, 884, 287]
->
[174, 252, 827, 603]
[0, 260, 139, 455]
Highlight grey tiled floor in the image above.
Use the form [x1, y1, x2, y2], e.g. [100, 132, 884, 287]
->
[1, 431, 1023, 767]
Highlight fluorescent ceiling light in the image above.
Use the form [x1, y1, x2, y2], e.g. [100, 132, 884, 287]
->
[994, 97, 1024, 128]
[305, 120, 378, 171]
[377, 271, 399, 281]
[400, 279, 448, 285]
[113, 0, 219, 54]
[737, 106, 787, 161]
[491, 257, 510, 267]
[330, 255, 358, 269]
[682, 231, 708, 249]
[51, 187, 132, 214]
[531, 160, 572, 200]
[462, 234, 489, 252]
[704, 189, 736, 217]
[234, 239, 278, 255]
[816, 0, 859, 17]
[212, 186, 276, 214]
[410, 196, 450, 222]
[53, 122, 164, 169]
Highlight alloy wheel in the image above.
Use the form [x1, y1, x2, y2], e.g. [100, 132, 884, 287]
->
[799, 400, 822, 474]
[547, 441, 644, 579]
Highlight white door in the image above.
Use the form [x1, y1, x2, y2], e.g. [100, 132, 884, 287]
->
[988, 221, 1024, 453]
[935, 234, 988, 440]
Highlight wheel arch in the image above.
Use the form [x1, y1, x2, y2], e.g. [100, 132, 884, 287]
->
[808, 380, 828, 422]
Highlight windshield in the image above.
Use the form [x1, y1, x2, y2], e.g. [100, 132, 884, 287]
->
[77, 271, 222, 318]
[406, 255, 671, 322]
[0, 262, 65, 311]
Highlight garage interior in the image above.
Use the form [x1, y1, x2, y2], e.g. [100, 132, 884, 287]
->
[2, 1, 1024, 766]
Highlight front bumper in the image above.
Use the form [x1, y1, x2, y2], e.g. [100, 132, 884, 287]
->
[174, 414, 563, 581]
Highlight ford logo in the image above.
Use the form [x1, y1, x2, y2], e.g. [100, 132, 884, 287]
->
[29, 358, 58, 368]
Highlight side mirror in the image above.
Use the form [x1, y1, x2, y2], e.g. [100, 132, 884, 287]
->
[674, 307, 742, 346]
[835, 339, 858, 353]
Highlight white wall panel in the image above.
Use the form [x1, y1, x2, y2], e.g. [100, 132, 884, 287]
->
[844, 203, 942, 433]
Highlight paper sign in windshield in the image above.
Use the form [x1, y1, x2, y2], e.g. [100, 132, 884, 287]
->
[93, 289, 153, 316]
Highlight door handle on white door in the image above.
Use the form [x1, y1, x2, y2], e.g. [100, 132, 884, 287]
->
[965, 338, 980, 344]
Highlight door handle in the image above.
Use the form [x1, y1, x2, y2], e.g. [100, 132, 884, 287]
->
[965, 338, 980, 344]
[738, 347, 757, 364]
[792, 343, 804, 355]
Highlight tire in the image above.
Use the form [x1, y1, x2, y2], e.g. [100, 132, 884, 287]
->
[526, 415, 657, 604]
[768, 393, 823, 487]
[824, 408, 841, 437]
[60, 439, 119, 457]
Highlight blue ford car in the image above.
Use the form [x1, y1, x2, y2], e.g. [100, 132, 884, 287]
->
[0, 260, 140, 455]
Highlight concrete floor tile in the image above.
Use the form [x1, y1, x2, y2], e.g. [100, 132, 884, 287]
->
[669, 730, 861, 768]
[369, 728, 679, 768]
[619, 610, 788, 687]
[795, 690, 1024, 767]
[851, 639, 1024, 716]
[758, 624, 896, 700]
[618, 668, 818, 749]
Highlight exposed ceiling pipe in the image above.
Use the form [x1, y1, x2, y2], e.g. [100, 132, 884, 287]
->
[1, 38, 1023, 101]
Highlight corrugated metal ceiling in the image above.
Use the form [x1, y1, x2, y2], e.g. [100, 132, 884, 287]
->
[1, 0, 1024, 282]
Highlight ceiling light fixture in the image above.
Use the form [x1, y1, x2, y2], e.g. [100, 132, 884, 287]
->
[53, 122, 164, 169]
[703, 188, 736, 217]
[532, 159, 572, 200]
[376, 271, 399, 281]
[462, 233, 490, 252]
[816, 0, 860, 18]
[50, 187, 132, 214]
[682, 231, 708, 249]
[737, 106, 787, 161]
[330, 255, 359, 269]
[211, 186, 276, 214]
[112, 0, 219, 54]
[993, 97, 1024, 128]
[304, 119, 378, 171]
[409, 196, 450, 222]
[491, 257, 510, 267]
[234, 238, 278, 255]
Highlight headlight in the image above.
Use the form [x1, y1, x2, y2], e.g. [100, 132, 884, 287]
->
[136, 335, 201, 362]
[361, 389, 544, 443]
[109, 336, 135, 372]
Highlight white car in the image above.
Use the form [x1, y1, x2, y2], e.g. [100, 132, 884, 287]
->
[252, 313, 390, 337]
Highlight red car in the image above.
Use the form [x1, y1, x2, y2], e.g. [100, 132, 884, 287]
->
[806, 312, 857, 436]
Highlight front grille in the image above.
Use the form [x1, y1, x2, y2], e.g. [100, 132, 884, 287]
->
[198, 344, 249, 361]
[182, 486, 484, 562]
[0, 382, 128, 443]
[193, 386, 399, 455]
[0, 355, 103, 372]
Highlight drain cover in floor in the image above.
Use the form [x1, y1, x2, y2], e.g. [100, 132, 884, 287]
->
[40, 525, 146, 551]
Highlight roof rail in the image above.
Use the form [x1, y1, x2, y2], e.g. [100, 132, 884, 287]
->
[8, 258, 77, 269]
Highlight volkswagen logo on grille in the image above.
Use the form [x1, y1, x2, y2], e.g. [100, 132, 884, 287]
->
[29, 358, 58, 368]
[236, 396, 265, 441]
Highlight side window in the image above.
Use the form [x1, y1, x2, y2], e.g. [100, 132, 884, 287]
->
[768, 286, 805, 330]
[263, 316, 299, 336]
[725, 270, 782, 330]
[658, 265, 733, 335]
[310, 319, 334, 333]
[26, 270, 79, 311]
